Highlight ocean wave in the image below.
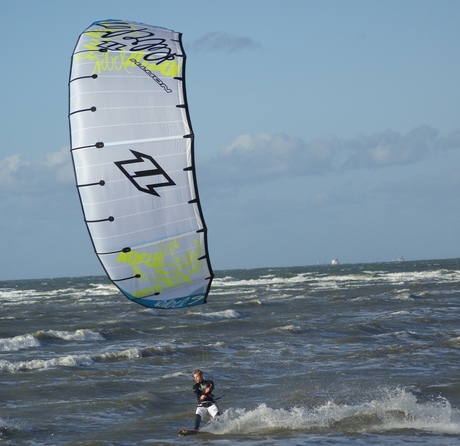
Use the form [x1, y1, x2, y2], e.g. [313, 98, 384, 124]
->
[271, 325, 305, 334]
[199, 310, 243, 320]
[0, 342, 183, 372]
[0, 329, 105, 354]
[444, 336, 460, 346]
[0, 288, 43, 305]
[0, 282, 117, 306]
[35, 329, 105, 342]
[0, 334, 40, 352]
[207, 388, 460, 435]
[213, 273, 314, 288]
[0, 355, 93, 373]
[212, 269, 440, 292]
[96, 347, 143, 361]
[86, 283, 118, 296]
[95, 343, 179, 362]
[235, 299, 264, 306]
[0, 418, 21, 438]
[160, 370, 189, 379]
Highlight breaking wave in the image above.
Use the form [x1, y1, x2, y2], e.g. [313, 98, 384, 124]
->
[208, 388, 460, 436]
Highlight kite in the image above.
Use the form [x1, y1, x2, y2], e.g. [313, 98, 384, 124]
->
[68, 20, 213, 308]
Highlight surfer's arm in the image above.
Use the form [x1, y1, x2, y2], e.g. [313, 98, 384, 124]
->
[201, 380, 215, 401]
[193, 384, 202, 401]
[205, 380, 214, 394]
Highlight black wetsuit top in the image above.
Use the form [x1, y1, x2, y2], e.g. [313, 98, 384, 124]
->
[193, 379, 216, 407]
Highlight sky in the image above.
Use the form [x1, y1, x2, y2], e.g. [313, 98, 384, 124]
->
[1, 0, 460, 280]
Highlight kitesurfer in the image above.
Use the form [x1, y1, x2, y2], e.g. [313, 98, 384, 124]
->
[192, 369, 220, 430]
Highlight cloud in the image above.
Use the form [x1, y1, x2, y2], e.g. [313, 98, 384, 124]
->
[0, 154, 22, 187]
[0, 147, 72, 197]
[342, 125, 439, 169]
[192, 31, 262, 53]
[201, 133, 338, 187]
[200, 126, 460, 189]
[437, 129, 460, 151]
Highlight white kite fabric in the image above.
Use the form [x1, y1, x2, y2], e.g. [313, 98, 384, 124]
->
[69, 20, 213, 308]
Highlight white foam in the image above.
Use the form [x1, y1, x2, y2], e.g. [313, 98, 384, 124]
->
[41, 329, 105, 342]
[0, 334, 40, 352]
[206, 388, 460, 435]
[97, 347, 142, 360]
[200, 309, 242, 320]
[272, 325, 304, 334]
[86, 283, 118, 296]
[0, 354, 93, 373]
[213, 273, 314, 288]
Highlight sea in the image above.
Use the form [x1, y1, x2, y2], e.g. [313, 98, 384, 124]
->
[1, 258, 460, 445]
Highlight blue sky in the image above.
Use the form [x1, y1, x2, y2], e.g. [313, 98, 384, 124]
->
[1, 0, 460, 280]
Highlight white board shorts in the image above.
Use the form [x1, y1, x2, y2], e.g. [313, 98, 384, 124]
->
[195, 403, 219, 418]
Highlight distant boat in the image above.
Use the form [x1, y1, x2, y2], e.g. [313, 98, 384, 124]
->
[331, 258, 340, 265]
[395, 255, 405, 262]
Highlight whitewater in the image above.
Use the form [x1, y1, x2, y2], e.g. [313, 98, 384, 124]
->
[1, 258, 460, 445]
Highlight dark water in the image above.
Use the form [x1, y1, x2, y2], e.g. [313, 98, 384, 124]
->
[1, 258, 460, 445]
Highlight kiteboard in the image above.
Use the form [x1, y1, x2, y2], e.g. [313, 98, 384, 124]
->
[178, 428, 206, 436]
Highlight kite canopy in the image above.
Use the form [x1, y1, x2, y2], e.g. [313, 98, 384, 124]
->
[68, 20, 213, 308]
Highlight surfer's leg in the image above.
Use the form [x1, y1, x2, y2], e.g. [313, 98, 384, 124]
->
[195, 406, 206, 430]
[194, 414, 201, 430]
[209, 404, 220, 418]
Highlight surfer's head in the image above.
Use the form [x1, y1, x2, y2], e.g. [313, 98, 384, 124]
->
[193, 369, 203, 383]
